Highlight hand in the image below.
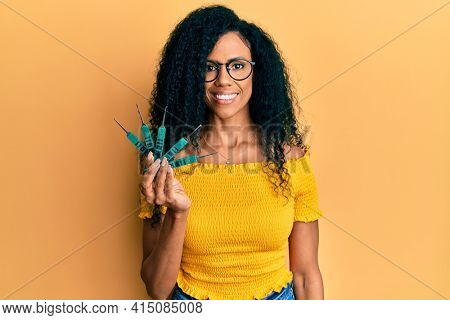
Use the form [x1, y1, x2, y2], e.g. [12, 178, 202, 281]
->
[140, 151, 192, 217]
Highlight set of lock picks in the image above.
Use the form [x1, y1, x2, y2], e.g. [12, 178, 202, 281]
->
[114, 104, 217, 172]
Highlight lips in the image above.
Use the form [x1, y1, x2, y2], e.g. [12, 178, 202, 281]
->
[211, 92, 239, 105]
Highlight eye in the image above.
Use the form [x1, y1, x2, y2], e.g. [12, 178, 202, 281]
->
[231, 63, 244, 70]
[206, 64, 218, 72]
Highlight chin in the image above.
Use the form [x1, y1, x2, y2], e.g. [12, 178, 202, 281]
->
[206, 102, 243, 117]
[209, 107, 239, 120]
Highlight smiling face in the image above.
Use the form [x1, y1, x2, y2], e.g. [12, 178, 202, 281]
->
[204, 32, 253, 120]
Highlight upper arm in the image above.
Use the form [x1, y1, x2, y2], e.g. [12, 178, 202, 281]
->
[288, 220, 320, 275]
[285, 144, 323, 222]
[286, 144, 321, 274]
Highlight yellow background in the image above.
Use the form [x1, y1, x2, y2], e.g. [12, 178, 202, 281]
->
[1, 0, 449, 299]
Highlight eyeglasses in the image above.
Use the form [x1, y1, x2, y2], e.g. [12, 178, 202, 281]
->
[205, 58, 255, 82]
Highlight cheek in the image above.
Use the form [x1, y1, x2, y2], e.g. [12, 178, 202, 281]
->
[241, 80, 252, 101]
[204, 83, 211, 96]
[204, 84, 213, 105]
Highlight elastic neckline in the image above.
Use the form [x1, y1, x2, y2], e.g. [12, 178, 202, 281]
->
[184, 150, 310, 169]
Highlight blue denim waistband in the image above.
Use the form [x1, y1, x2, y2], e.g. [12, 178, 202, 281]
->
[171, 281, 295, 300]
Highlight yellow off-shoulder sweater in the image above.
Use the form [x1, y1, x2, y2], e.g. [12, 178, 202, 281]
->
[138, 150, 324, 300]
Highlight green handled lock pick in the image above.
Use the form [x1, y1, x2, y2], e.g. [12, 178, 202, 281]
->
[153, 105, 168, 161]
[169, 151, 218, 168]
[114, 118, 148, 155]
[136, 104, 154, 151]
[162, 124, 203, 162]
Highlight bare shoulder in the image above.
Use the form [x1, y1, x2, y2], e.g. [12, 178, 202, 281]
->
[175, 149, 189, 159]
[173, 145, 197, 159]
[283, 144, 308, 160]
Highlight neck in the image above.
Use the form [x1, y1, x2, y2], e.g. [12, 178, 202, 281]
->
[203, 108, 259, 148]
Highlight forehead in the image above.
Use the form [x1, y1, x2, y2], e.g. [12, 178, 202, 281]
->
[207, 32, 252, 61]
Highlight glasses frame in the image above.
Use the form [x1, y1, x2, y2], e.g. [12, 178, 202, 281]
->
[204, 58, 256, 82]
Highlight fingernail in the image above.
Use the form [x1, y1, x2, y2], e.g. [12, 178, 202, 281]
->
[154, 158, 161, 165]
[147, 151, 153, 158]
[161, 157, 167, 167]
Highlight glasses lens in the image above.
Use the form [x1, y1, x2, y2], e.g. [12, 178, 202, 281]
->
[205, 62, 218, 82]
[204, 60, 253, 82]
[229, 59, 252, 80]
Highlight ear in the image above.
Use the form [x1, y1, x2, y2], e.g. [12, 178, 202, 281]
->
[283, 144, 307, 160]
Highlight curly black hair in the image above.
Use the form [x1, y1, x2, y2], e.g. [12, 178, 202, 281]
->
[143, 5, 308, 227]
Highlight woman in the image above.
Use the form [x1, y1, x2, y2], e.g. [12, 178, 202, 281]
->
[139, 5, 324, 300]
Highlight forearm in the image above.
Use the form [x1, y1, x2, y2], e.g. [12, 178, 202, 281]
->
[292, 270, 324, 300]
[141, 209, 188, 299]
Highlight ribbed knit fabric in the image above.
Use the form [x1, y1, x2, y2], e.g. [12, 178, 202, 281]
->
[138, 150, 323, 300]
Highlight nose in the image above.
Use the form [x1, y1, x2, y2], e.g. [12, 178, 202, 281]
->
[214, 64, 233, 86]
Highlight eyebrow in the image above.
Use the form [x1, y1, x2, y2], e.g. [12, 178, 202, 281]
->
[206, 56, 248, 64]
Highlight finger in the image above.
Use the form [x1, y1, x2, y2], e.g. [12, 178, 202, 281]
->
[142, 151, 154, 173]
[142, 158, 161, 186]
[165, 164, 175, 203]
[146, 151, 154, 165]
[154, 157, 168, 205]
[143, 161, 160, 203]
[142, 159, 161, 191]
[139, 184, 146, 195]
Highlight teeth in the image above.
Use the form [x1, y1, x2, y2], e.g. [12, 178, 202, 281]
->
[214, 93, 237, 100]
